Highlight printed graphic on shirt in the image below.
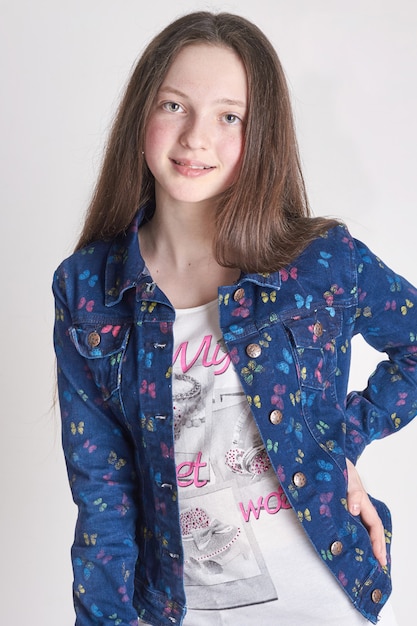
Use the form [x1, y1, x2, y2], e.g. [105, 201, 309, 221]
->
[172, 302, 290, 610]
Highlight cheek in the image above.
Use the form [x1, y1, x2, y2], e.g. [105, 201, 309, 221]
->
[223, 134, 245, 178]
[144, 120, 166, 156]
[144, 119, 172, 179]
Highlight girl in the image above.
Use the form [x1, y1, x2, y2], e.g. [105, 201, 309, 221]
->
[53, 11, 417, 626]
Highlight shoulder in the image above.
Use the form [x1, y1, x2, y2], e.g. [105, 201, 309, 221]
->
[52, 237, 122, 322]
[53, 239, 113, 295]
[52, 213, 146, 318]
[53, 207, 146, 288]
[295, 223, 357, 272]
[279, 224, 359, 309]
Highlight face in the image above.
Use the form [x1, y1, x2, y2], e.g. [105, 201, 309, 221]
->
[144, 44, 248, 210]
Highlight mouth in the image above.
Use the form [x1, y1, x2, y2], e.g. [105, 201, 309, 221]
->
[172, 159, 214, 170]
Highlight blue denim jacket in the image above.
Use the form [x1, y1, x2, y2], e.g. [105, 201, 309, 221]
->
[53, 208, 417, 625]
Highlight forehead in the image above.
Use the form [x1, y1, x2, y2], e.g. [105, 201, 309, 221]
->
[159, 43, 248, 103]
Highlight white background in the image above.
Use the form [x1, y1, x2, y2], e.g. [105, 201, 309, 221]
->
[1, 0, 416, 624]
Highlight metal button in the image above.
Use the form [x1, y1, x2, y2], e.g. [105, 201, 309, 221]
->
[330, 540, 343, 556]
[269, 409, 283, 425]
[233, 288, 245, 301]
[292, 472, 307, 488]
[313, 322, 323, 337]
[371, 589, 383, 604]
[246, 343, 262, 358]
[87, 331, 101, 348]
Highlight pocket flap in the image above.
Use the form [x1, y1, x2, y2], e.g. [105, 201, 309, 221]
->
[69, 323, 131, 358]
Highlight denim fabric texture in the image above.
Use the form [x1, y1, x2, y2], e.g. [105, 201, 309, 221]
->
[53, 207, 417, 625]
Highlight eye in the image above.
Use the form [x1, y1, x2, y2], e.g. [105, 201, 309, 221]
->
[223, 113, 242, 125]
[162, 101, 184, 113]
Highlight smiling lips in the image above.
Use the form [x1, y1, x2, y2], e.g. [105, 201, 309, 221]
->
[171, 158, 215, 177]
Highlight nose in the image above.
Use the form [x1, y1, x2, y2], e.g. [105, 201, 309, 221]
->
[179, 113, 209, 150]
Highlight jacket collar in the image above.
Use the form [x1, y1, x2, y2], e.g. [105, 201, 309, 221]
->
[239, 271, 281, 289]
[104, 208, 147, 307]
[104, 205, 282, 306]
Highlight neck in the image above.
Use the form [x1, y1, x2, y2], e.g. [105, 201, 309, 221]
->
[142, 196, 217, 270]
[138, 197, 239, 308]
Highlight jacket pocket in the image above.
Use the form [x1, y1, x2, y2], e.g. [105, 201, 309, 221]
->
[69, 323, 131, 400]
[283, 308, 342, 390]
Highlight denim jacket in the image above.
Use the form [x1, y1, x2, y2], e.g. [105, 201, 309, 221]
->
[53, 208, 417, 625]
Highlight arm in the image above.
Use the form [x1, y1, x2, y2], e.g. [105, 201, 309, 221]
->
[53, 272, 139, 626]
[345, 238, 417, 463]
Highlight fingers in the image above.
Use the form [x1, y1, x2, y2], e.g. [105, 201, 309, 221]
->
[354, 495, 387, 567]
[346, 459, 387, 567]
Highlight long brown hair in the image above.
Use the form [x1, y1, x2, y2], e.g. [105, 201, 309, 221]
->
[75, 11, 339, 272]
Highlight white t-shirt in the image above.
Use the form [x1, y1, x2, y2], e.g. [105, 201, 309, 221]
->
[141, 300, 398, 626]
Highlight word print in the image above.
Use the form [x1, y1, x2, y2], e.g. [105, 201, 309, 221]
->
[176, 451, 208, 488]
[173, 335, 231, 375]
[239, 486, 291, 522]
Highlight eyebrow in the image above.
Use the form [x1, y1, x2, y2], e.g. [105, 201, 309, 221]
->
[158, 86, 246, 108]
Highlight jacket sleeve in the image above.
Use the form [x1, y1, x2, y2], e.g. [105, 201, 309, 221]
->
[345, 237, 417, 464]
[53, 268, 140, 626]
